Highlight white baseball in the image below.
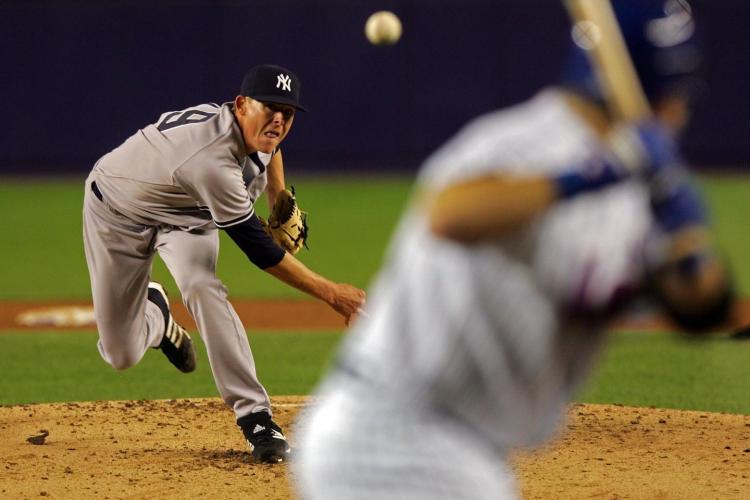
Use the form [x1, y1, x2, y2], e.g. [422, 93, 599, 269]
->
[365, 11, 402, 46]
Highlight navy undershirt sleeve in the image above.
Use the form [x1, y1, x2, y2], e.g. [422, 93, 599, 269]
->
[224, 214, 286, 269]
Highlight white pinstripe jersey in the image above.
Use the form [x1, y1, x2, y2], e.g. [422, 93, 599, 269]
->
[91, 103, 272, 230]
[337, 90, 653, 450]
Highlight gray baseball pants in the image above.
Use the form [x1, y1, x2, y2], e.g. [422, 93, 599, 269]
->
[82, 175, 271, 419]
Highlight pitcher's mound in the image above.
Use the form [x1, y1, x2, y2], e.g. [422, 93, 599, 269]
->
[1, 397, 748, 499]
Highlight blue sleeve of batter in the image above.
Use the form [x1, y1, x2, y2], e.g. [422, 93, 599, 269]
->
[224, 214, 286, 269]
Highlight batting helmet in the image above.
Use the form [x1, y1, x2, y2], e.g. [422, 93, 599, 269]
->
[561, 0, 706, 104]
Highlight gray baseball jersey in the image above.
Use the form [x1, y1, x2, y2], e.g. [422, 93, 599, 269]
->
[83, 102, 277, 420]
[92, 102, 272, 229]
[295, 90, 652, 499]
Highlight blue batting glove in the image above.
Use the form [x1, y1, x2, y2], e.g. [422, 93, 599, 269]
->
[554, 120, 682, 200]
[621, 123, 708, 232]
[650, 172, 708, 233]
[607, 120, 682, 176]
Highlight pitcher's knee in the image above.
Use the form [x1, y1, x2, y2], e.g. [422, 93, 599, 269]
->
[104, 351, 141, 371]
[98, 340, 141, 371]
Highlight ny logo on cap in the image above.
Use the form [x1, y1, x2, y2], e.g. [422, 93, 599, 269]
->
[276, 74, 292, 92]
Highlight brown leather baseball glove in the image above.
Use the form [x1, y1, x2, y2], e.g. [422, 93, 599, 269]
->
[266, 187, 308, 255]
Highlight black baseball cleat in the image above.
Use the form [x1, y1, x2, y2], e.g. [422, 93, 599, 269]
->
[237, 411, 292, 464]
[147, 282, 197, 373]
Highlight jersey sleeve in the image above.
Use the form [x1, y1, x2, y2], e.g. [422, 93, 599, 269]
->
[174, 161, 254, 228]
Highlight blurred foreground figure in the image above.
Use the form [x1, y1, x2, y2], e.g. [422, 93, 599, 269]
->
[295, 1, 732, 498]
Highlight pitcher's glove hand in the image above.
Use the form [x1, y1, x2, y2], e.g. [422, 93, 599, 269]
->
[267, 187, 308, 255]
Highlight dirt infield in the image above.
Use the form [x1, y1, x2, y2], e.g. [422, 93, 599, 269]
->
[2, 397, 750, 499]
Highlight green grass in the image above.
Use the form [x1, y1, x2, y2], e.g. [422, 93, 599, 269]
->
[0, 330, 343, 405]
[215, 175, 414, 298]
[3, 328, 750, 415]
[0, 175, 414, 300]
[1, 174, 748, 299]
[698, 175, 750, 295]
[2, 174, 750, 414]
[579, 330, 750, 414]
[0, 179, 90, 300]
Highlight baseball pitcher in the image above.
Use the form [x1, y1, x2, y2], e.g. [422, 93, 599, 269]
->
[83, 64, 365, 464]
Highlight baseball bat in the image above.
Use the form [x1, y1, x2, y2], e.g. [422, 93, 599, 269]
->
[563, 0, 652, 122]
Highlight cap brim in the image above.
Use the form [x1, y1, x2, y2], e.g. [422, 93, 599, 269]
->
[252, 95, 308, 112]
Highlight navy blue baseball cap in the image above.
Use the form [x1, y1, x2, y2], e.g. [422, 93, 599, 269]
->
[561, 0, 706, 103]
[240, 64, 308, 112]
